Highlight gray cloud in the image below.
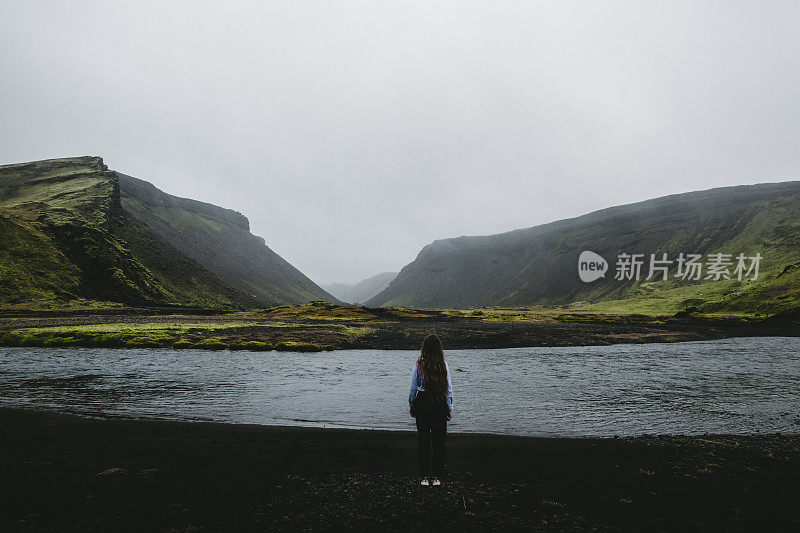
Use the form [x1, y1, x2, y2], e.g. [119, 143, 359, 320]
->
[1, 1, 798, 284]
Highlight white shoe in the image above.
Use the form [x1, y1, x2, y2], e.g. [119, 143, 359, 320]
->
[420, 478, 430, 486]
[432, 478, 442, 486]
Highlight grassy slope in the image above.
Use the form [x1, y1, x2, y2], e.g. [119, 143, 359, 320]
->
[0, 157, 268, 310]
[369, 182, 800, 316]
[0, 157, 152, 308]
[118, 173, 337, 306]
[569, 194, 800, 316]
[0, 213, 81, 305]
[109, 210, 257, 309]
[3, 157, 795, 317]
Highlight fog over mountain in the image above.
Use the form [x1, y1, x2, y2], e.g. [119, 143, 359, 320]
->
[1, 2, 799, 284]
[323, 272, 398, 304]
[367, 181, 800, 312]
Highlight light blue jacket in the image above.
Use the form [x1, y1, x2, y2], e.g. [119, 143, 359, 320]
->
[409, 361, 453, 411]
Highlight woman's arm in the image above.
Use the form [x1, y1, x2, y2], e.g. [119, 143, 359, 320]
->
[408, 364, 419, 407]
[445, 362, 453, 412]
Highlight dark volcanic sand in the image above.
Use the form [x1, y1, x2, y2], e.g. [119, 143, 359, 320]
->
[0, 409, 797, 531]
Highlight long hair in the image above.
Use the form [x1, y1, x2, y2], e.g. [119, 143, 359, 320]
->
[417, 333, 448, 399]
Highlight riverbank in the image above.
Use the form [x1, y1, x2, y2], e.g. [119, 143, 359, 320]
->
[1, 408, 797, 531]
[0, 302, 797, 351]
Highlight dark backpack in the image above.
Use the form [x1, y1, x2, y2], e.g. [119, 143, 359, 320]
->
[411, 389, 448, 417]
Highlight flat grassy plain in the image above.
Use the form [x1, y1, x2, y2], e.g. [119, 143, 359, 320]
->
[0, 301, 796, 351]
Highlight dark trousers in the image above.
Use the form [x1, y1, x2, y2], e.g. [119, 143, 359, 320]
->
[416, 410, 447, 478]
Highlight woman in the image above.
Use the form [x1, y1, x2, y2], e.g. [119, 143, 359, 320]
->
[409, 333, 453, 486]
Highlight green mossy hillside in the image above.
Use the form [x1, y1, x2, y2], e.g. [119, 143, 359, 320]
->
[0, 157, 337, 310]
[369, 181, 800, 316]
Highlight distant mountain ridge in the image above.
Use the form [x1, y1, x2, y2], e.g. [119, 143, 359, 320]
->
[367, 181, 800, 314]
[0, 156, 337, 309]
[323, 272, 397, 304]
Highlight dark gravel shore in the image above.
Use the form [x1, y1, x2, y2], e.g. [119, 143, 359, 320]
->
[0, 408, 797, 531]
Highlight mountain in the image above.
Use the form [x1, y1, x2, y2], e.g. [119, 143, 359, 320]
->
[367, 182, 800, 315]
[323, 272, 397, 304]
[0, 156, 337, 309]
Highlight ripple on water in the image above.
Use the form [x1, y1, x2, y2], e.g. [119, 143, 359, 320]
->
[0, 337, 798, 437]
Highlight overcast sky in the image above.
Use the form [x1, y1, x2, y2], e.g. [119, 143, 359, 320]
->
[1, 1, 798, 284]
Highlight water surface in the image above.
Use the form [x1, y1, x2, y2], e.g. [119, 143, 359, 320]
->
[0, 337, 798, 436]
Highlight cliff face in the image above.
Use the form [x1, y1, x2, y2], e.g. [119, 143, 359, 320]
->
[0, 156, 336, 309]
[117, 173, 335, 306]
[367, 182, 800, 314]
[0, 156, 117, 227]
[118, 174, 249, 230]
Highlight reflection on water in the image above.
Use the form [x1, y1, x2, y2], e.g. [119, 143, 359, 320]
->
[1, 337, 798, 436]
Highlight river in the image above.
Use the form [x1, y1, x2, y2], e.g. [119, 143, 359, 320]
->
[0, 337, 797, 436]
